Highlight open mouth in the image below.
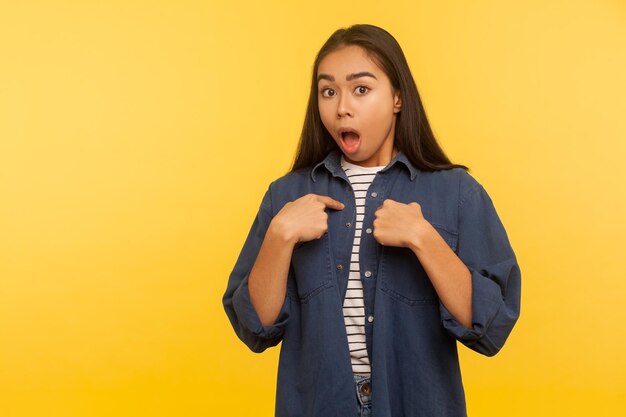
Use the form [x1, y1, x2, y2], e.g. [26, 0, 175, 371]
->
[340, 130, 361, 153]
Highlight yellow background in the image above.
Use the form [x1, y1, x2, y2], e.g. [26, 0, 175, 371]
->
[1, 1, 625, 416]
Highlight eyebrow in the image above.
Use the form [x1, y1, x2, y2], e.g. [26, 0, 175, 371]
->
[317, 71, 378, 82]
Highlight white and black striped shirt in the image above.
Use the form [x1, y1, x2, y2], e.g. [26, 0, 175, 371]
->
[340, 155, 385, 377]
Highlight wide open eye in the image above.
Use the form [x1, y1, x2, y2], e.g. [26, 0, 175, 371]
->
[355, 85, 370, 95]
[320, 88, 336, 98]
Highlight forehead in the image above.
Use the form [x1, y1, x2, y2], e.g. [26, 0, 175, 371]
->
[317, 45, 382, 77]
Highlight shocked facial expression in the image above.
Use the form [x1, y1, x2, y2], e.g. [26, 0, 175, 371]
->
[317, 44, 402, 167]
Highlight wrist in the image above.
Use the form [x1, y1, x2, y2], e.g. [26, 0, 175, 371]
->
[268, 218, 298, 247]
[407, 220, 434, 255]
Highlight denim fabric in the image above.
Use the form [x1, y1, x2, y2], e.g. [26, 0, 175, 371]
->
[222, 148, 521, 417]
[354, 374, 372, 417]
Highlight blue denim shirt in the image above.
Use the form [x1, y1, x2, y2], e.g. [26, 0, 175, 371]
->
[222, 149, 521, 417]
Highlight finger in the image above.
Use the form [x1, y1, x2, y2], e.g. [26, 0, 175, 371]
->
[317, 195, 345, 210]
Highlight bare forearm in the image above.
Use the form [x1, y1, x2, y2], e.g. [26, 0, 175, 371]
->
[248, 221, 297, 326]
[409, 222, 472, 329]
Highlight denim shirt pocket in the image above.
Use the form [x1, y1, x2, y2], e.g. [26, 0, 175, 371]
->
[430, 222, 458, 254]
[380, 223, 458, 306]
[290, 234, 334, 302]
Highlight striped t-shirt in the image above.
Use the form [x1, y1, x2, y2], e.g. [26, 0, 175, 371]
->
[340, 154, 386, 377]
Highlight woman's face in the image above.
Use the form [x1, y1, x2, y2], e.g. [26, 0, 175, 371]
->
[317, 44, 402, 167]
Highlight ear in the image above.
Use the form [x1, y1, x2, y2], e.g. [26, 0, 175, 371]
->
[393, 91, 402, 113]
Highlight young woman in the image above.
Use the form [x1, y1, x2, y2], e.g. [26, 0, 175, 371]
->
[222, 24, 521, 417]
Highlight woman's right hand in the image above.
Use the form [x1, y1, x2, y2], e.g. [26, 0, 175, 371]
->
[270, 193, 345, 246]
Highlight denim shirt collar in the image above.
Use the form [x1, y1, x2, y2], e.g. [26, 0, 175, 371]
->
[310, 148, 417, 182]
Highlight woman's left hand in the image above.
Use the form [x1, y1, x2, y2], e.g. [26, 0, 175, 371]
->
[372, 199, 430, 248]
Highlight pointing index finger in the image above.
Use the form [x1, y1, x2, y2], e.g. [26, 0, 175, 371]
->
[317, 195, 345, 210]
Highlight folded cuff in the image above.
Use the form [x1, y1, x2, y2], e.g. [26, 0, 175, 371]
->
[440, 265, 504, 343]
[232, 273, 289, 340]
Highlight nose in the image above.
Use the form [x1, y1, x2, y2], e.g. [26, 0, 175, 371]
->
[337, 93, 353, 118]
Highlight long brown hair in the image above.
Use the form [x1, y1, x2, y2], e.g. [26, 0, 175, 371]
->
[289, 24, 469, 173]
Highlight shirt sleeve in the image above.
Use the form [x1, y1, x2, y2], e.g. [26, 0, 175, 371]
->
[439, 179, 522, 357]
[222, 184, 291, 353]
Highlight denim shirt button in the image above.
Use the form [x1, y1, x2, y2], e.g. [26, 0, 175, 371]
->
[336, 263, 343, 271]
[345, 222, 352, 228]
[367, 315, 374, 323]
[364, 270, 372, 278]
[365, 228, 372, 234]
[370, 191, 378, 198]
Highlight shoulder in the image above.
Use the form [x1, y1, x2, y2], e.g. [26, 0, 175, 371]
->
[447, 168, 498, 212]
[417, 167, 483, 203]
[267, 168, 311, 194]
[454, 168, 484, 205]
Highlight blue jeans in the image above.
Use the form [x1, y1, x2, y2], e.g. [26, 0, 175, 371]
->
[354, 374, 372, 417]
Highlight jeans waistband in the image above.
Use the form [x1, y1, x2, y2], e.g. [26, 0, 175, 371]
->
[354, 374, 372, 407]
